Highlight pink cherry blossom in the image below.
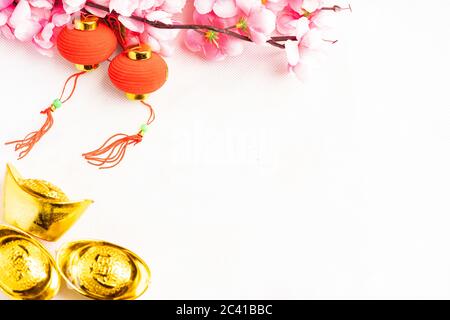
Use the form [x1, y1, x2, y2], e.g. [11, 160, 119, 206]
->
[9, 0, 42, 41]
[118, 8, 180, 56]
[184, 11, 243, 61]
[285, 28, 323, 80]
[276, 0, 323, 35]
[0, 0, 345, 80]
[246, 5, 276, 44]
[186, 1, 277, 58]
[185, 28, 243, 61]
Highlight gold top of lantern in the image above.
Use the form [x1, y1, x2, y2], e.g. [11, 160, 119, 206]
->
[74, 15, 99, 31]
[127, 44, 152, 61]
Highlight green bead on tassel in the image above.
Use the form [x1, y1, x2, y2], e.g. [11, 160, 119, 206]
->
[51, 99, 62, 111]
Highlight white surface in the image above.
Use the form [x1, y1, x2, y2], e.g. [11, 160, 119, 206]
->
[0, 0, 450, 300]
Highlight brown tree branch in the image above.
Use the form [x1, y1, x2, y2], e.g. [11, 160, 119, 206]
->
[84, 1, 350, 50]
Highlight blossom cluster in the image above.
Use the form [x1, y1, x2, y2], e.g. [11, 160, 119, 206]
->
[0, 0, 186, 56]
[186, 0, 338, 78]
[0, 0, 345, 79]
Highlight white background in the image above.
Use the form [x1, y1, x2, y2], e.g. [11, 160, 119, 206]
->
[0, 0, 450, 300]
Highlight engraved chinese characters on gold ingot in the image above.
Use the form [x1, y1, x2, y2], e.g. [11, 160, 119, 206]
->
[0, 226, 60, 300]
[57, 240, 150, 300]
[78, 246, 136, 298]
[0, 238, 49, 292]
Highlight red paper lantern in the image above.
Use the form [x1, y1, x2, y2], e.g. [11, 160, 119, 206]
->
[57, 15, 117, 71]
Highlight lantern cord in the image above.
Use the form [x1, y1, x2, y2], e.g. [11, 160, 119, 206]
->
[82, 101, 155, 169]
[5, 71, 86, 159]
[106, 15, 127, 48]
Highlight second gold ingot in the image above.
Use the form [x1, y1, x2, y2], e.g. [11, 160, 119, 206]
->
[57, 240, 150, 300]
[3, 164, 93, 241]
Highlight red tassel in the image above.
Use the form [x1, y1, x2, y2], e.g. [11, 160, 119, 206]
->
[5, 71, 85, 159]
[83, 101, 155, 169]
[5, 107, 54, 160]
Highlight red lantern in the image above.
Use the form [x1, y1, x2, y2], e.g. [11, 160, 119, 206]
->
[57, 16, 118, 71]
[83, 45, 168, 169]
[7, 16, 118, 159]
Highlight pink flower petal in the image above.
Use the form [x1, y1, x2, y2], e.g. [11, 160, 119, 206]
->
[29, 0, 54, 9]
[0, 10, 9, 25]
[0, 0, 13, 10]
[276, 10, 298, 35]
[213, 0, 237, 18]
[202, 40, 225, 61]
[184, 29, 203, 52]
[236, 0, 259, 16]
[119, 15, 145, 32]
[30, 7, 51, 21]
[285, 39, 299, 66]
[0, 24, 14, 39]
[248, 6, 275, 34]
[148, 25, 178, 41]
[158, 40, 175, 56]
[9, 0, 32, 29]
[86, 0, 110, 17]
[141, 33, 161, 52]
[221, 36, 243, 56]
[264, 0, 288, 12]
[194, 0, 214, 15]
[161, 0, 186, 13]
[146, 10, 171, 21]
[14, 19, 41, 41]
[34, 44, 54, 57]
[302, 0, 321, 13]
[249, 30, 267, 44]
[139, 0, 155, 10]
[296, 16, 310, 40]
[62, 0, 86, 14]
[110, 0, 139, 16]
[301, 28, 322, 49]
[52, 13, 71, 27]
[41, 22, 54, 41]
[288, 0, 303, 14]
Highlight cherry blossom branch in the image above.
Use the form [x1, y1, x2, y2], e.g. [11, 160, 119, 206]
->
[84, 1, 351, 49]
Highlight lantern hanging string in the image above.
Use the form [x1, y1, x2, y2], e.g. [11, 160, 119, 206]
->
[105, 14, 127, 49]
[5, 71, 86, 159]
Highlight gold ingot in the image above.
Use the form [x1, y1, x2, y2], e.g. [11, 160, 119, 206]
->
[57, 240, 150, 300]
[127, 44, 152, 61]
[0, 225, 60, 300]
[125, 93, 149, 101]
[3, 164, 93, 242]
[74, 15, 98, 31]
[75, 64, 99, 72]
